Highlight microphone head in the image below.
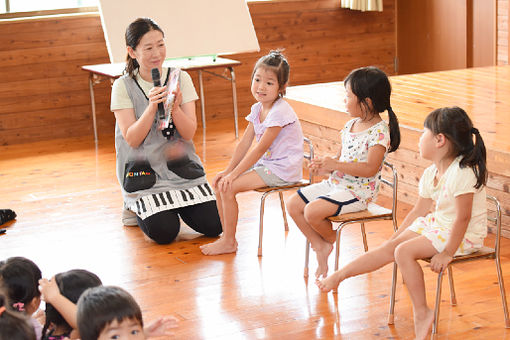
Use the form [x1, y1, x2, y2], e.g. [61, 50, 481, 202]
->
[151, 68, 160, 82]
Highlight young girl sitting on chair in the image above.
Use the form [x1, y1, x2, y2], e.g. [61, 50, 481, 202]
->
[287, 66, 401, 278]
[200, 50, 304, 255]
[317, 106, 488, 340]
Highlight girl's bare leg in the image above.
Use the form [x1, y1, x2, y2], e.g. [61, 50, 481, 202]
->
[316, 229, 421, 292]
[288, 196, 337, 278]
[200, 171, 266, 255]
[394, 236, 438, 340]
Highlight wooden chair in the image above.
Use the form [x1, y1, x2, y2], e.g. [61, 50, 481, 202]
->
[387, 195, 510, 334]
[254, 137, 314, 256]
[304, 161, 398, 278]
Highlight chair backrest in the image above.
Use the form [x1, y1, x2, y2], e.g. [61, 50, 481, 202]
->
[303, 137, 314, 184]
[487, 195, 502, 257]
[381, 161, 398, 226]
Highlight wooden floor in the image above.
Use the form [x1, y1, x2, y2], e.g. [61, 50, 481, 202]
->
[1, 118, 510, 339]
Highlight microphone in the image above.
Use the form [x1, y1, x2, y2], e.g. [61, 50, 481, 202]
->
[151, 68, 166, 120]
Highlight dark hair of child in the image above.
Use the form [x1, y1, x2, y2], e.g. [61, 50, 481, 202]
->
[124, 17, 164, 78]
[0, 287, 36, 340]
[251, 50, 290, 97]
[344, 66, 401, 153]
[0, 257, 41, 313]
[424, 106, 487, 188]
[77, 286, 143, 340]
[42, 269, 102, 339]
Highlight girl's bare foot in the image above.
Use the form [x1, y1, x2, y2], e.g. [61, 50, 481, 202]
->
[315, 271, 342, 292]
[414, 308, 434, 340]
[312, 240, 333, 279]
[200, 237, 238, 255]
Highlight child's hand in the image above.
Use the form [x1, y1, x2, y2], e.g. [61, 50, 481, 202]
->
[429, 251, 453, 273]
[39, 276, 61, 303]
[144, 316, 178, 337]
[218, 173, 236, 192]
[212, 171, 228, 190]
[310, 156, 336, 176]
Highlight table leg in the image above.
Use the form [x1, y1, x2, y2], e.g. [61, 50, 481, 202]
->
[229, 66, 239, 139]
[88, 74, 98, 144]
[198, 70, 206, 135]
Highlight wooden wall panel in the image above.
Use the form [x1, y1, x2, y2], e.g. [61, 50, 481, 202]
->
[0, 0, 396, 145]
[497, 0, 509, 64]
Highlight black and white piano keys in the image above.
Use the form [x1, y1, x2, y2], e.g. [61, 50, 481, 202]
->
[131, 183, 215, 220]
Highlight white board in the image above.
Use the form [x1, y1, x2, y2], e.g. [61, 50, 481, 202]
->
[98, 0, 260, 63]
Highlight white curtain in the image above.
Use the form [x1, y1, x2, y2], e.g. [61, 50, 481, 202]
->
[341, 0, 383, 12]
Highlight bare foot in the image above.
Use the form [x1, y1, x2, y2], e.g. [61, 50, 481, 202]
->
[414, 308, 434, 340]
[200, 237, 238, 255]
[312, 240, 333, 279]
[315, 271, 343, 292]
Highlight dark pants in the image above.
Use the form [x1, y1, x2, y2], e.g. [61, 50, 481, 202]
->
[136, 200, 222, 244]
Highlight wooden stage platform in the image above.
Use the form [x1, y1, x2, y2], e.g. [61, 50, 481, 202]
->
[286, 65, 510, 236]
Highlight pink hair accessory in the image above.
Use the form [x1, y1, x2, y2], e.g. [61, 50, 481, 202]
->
[12, 302, 25, 311]
[0, 306, 6, 316]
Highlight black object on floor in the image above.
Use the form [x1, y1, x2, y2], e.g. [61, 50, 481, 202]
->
[0, 209, 16, 225]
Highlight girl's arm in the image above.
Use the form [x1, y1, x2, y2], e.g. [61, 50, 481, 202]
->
[430, 193, 474, 273]
[39, 278, 79, 329]
[389, 196, 433, 240]
[312, 144, 386, 178]
[217, 126, 281, 192]
[170, 86, 197, 141]
[114, 85, 167, 148]
[212, 123, 255, 189]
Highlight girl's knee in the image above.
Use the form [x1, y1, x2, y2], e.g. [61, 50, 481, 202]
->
[287, 194, 304, 216]
[394, 242, 414, 265]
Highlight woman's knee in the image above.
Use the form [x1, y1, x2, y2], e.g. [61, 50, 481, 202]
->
[139, 214, 180, 244]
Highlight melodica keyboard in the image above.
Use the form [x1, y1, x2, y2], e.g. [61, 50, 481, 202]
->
[130, 183, 215, 219]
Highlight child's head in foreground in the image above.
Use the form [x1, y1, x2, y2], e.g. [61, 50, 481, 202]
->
[77, 285, 144, 340]
[0, 257, 42, 315]
[43, 269, 102, 337]
[0, 287, 36, 340]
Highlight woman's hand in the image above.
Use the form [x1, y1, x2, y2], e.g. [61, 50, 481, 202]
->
[148, 85, 167, 109]
[171, 85, 183, 113]
[39, 277, 61, 304]
[429, 251, 453, 273]
[144, 316, 178, 337]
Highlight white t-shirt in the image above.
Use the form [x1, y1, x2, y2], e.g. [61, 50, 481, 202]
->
[419, 156, 487, 240]
[328, 118, 390, 203]
[110, 68, 198, 111]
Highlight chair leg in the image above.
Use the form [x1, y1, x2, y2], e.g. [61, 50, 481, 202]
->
[258, 193, 268, 257]
[278, 192, 289, 231]
[304, 240, 310, 277]
[495, 256, 510, 327]
[333, 227, 343, 292]
[432, 270, 445, 334]
[360, 222, 368, 252]
[388, 262, 398, 325]
[447, 266, 456, 306]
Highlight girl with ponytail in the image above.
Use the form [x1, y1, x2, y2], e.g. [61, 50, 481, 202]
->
[317, 106, 488, 340]
[288, 66, 400, 279]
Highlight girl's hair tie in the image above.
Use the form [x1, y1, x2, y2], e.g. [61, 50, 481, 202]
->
[12, 302, 25, 312]
[0, 306, 5, 316]
[471, 127, 479, 135]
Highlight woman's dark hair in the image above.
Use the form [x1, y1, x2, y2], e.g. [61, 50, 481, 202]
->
[252, 50, 290, 97]
[77, 286, 143, 340]
[125, 17, 164, 78]
[344, 66, 400, 153]
[0, 288, 36, 340]
[42, 269, 102, 337]
[424, 106, 487, 189]
[0, 257, 41, 312]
